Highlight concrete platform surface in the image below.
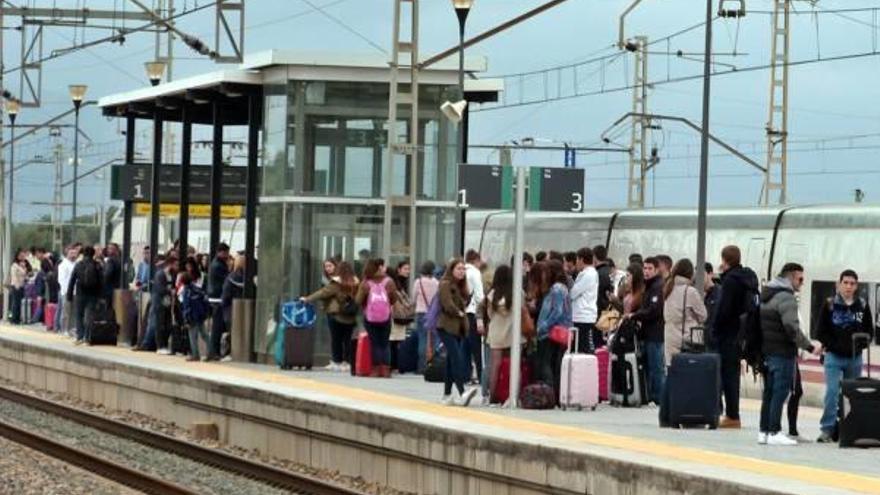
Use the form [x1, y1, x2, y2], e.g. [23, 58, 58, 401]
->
[1, 324, 878, 495]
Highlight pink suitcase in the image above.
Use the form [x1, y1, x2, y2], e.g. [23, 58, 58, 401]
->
[560, 327, 599, 411]
[596, 347, 610, 402]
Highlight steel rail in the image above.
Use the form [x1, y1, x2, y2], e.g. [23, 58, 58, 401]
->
[0, 386, 361, 495]
[0, 418, 198, 495]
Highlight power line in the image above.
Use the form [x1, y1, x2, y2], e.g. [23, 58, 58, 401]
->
[299, 0, 387, 55]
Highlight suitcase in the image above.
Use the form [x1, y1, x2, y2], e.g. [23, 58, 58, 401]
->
[44, 303, 58, 331]
[520, 382, 556, 409]
[596, 347, 610, 402]
[22, 297, 32, 324]
[87, 302, 119, 346]
[838, 333, 880, 448]
[279, 324, 315, 370]
[355, 331, 373, 376]
[667, 352, 721, 429]
[494, 356, 531, 405]
[609, 329, 648, 407]
[559, 327, 599, 411]
[397, 331, 419, 373]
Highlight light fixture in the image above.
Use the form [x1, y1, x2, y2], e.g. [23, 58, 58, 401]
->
[144, 61, 167, 86]
[440, 100, 467, 125]
[452, 0, 474, 11]
[5, 99, 20, 124]
[69, 84, 88, 109]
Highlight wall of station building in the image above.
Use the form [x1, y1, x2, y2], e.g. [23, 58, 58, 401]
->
[254, 74, 461, 360]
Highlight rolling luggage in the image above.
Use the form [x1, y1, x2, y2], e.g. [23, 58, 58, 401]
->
[278, 325, 315, 370]
[397, 331, 419, 374]
[494, 356, 531, 405]
[520, 382, 556, 409]
[559, 327, 599, 411]
[44, 303, 58, 331]
[596, 347, 610, 402]
[609, 321, 647, 407]
[22, 297, 33, 324]
[666, 348, 721, 428]
[87, 302, 119, 346]
[355, 331, 373, 376]
[838, 333, 880, 448]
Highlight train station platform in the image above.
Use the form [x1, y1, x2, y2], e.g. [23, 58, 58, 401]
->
[0, 323, 878, 495]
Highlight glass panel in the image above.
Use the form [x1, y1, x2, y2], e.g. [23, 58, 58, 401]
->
[261, 83, 288, 195]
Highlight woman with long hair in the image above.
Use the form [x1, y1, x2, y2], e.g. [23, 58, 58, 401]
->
[321, 258, 338, 286]
[536, 260, 573, 402]
[526, 261, 549, 321]
[9, 249, 30, 324]
[304, 261, 360, 371]
[623, 262, 646, 314]
[356, 258, 398, 377]
[484, 264, 518, 404]
[436, 258, 479, 406]
[412, 260, 438, 373]
[389, 261, 413, 370]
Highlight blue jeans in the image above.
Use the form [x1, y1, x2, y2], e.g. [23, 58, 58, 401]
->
[364, 320, 391, 366]
[54, 297, 64, 332]
[141, 307, 160, 351]
[208, 303, 224, 358]
[188, 321, 209, 360]
[438, 328, 468, 396]
[760, 354, 796, 434]
[644, 341, 666, 405]
[820, 352, 863, 434]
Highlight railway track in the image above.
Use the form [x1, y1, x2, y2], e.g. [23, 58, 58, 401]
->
[0, 385, 363, 495]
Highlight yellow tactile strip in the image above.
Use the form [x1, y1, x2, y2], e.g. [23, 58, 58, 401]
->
[3, 325, 879, 495]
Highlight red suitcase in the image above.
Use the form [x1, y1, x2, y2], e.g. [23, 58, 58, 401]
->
[596, 347, 610, 402]
[494, 357, 531, 404]
[44, 303, 57, 331]
[355, 331, 373, 377]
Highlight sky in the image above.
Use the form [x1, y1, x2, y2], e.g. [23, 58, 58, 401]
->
[4, 0, 880, 222]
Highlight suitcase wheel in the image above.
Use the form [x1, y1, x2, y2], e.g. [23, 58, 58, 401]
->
[672, 423, 681, 429]
[591, 405, 597, 411]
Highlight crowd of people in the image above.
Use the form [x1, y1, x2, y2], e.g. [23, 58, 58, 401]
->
[303, 244, 875, 447]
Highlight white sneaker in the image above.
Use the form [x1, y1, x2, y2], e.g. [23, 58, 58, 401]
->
[323, 362, 338, 371]
[757, 432, 768, 445]
[157, 348, 172, 355]
[461, 387, 479, 407]
[766, 432, 797, 446]
[339, 363, 351, 372]
[441, 395, 454, 406]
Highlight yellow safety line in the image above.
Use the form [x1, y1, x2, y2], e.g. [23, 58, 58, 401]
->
[3, 326, 878, 494]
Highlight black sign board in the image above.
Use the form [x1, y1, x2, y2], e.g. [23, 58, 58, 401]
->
[111, 164, 257, 204]
[457, 164, 513, 210]
[529, 167, 585, 212]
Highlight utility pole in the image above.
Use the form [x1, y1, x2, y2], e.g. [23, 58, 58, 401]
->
[626, 36, 649, 208]
[762, 0, 790, 205]
[52, 139, 64, 252]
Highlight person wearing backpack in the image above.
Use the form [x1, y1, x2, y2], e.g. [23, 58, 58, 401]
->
[66, 245, 103, 345]
[713, 245, 759, 429]
[436, 258, 479, 406]
[304, 261, 359, 372]
[758, 263, 822, 446]
[180, 272, 210, 362]
[356, 258, 398, 378]
[815, 269, 874, 443]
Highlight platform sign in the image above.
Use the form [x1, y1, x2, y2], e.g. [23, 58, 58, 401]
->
[564, 146, 576, 168]
[111, 164, 256, 204]
[458, 164, 584, 212]
[528, 167, 585, 212]
[133, 203, 244, 218]
[457, 164, 514, 210]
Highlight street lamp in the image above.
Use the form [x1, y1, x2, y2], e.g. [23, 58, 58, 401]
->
[442, 0, 473, 137]
[5, 99, 19, 308]
[144, 60, 167, 87]
[69, 84, 87, 241]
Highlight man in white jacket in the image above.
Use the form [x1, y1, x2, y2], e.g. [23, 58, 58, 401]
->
[56, 244, 80, 337]
[464, 249, 485, 383]
[571, 247, 600, 353]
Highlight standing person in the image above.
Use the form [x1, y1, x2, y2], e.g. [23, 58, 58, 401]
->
[570, 247, 600, 353]
[758, 263, 822, 446]
[703, 262, 722, 349]
[66, 246, 103, 345]
[389, 261, 413, 370]
[536, 260, 573, 402]
[655, 255, 673, 281]
[563, 252, 579, 279]
[815, 269, 873, 443]
[356, 258, 397, 378]
[180, 272, 210, 362]
[713, 245, 759, 429]
[321, 258, 338, 286]
[626, 257, 665, 406]
[143, 256, 179, 353]
[220, 255, 245, 360]
[304, 261, 359, 372]
[659, 259, 707, 425]
[592, 245, 614, 314]
[464, 250, 485, 384]
[102, 243, 122, 307]
[56, 245, 79, 336]
[134, 246, 152, 289]
[621, 263, 645, 314]
[206, 243, 231, 361]
[412, 261, 438, 373]
[436, 258, 478, 406]
[8, 250, 29, 324]
[484, 264, 516, 404]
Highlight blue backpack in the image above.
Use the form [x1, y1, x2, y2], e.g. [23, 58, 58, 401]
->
[184, 285, 211, 324]
[282, 300, 316, 328]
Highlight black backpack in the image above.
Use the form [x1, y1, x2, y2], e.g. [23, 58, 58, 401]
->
[80, 261, 101, 291]
[736, 268, 762, 374]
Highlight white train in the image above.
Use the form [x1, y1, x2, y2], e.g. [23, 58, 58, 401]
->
[465, 205, 880, 338]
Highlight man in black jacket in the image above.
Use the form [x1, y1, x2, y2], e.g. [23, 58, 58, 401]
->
[206, 243, 231, 361]
[592, 245, 614, 312]
[712, 245, 759, 428]
[67, 246, 103, 345]
[816, 269, 873, 442]
[102, 243, 122, 306]
[627, 257, 665, 405]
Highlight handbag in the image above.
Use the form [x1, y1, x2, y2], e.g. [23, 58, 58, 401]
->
[679, 286, 706, 353]
[392, 290, 415, 325]
[596, 305, 621, 333]
[548, 324, 571, 347]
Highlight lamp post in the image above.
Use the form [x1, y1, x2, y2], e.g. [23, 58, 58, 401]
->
[69, 84, 87, 242]
[145, 60, 167, 87]
[453, 0, 473, 166]
[5, 99, 19, 308]
[694, 0, 713, 294]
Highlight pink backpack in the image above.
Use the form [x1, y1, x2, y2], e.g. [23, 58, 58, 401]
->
[365, 279, 392, 324]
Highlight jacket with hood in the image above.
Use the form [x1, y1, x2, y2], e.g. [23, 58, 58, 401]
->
[631, 275, 664, 343]
[817, 294, 873, 358]
[663, 276, 708, 365]
[570, 265, 599, 324]
[305, 276, 360, 325]
[760, 277, 814, 357]
[714, 265, 759, 339]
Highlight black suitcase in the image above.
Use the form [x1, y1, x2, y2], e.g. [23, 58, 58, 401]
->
[280, 324, 314, 370]
[838, 333, 880, 448]
[88, 302, 119, 346]
[397, 331, 419, 373]
[667, 352, 721, 429]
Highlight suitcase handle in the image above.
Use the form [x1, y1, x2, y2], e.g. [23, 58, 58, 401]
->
[567, 327, 578, 355]
[853, 332, 871, 378]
